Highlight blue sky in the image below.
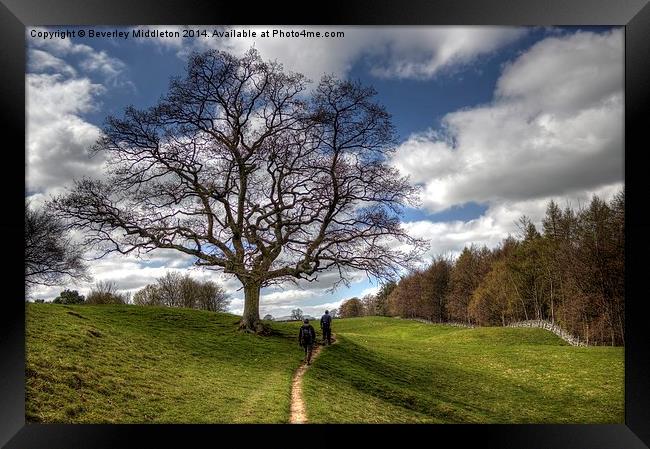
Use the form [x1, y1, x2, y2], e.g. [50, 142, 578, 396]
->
[26, 26, 624, 318]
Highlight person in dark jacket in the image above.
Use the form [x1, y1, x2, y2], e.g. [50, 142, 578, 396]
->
[320, 310, 332, 345]
[298, 318, 317, 365]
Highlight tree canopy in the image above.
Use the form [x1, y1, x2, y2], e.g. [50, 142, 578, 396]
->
[50, 49, 424, 331]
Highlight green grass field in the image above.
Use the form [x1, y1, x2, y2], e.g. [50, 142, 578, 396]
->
[26, 304, 623, 423]
[25, 303, 304, 423]
[303, 317, 624, 423]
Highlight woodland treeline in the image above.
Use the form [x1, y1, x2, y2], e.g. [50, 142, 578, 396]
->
[340, 192, 625, 346]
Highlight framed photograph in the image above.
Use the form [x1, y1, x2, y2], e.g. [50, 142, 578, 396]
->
[3, 0, 649, 447]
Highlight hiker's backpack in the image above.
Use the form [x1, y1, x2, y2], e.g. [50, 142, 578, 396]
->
[301, 326, 313, 345]
[321, 314, 332, 328]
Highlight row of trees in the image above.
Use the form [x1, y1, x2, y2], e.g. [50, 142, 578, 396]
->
[49, 282, 131, 305]
[44, 273, 231, 313]
[132, 272, 230, 312]
[341, 193, 625, 346]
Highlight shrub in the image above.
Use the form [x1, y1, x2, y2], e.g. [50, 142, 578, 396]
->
[85, 281, 129, 305]
[52, 289, 85, 305]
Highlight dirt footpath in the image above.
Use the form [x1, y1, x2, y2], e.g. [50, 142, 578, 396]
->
[289, 336, 336, 424]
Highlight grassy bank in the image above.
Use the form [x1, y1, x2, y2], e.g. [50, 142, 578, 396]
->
[26, 303, 303, 423]
[302, 317, 624, 423]
[26, 305, 623, 424]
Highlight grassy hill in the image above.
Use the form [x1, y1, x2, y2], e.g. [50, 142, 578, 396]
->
[26, 303, 304, 423]
[303, 317, 624, 423]
[26, 305, 624, 423]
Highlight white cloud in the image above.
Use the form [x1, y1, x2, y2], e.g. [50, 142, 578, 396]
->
[134, 25, 526, 82]
[259, 299, 346, 319]
[392, 29, 624, 212]
[359, 285, 380, 298]
[78, 51, 128, 86]
[259, 290, 315, 305]
[28, 49, 77, 77]
[496, 30, 623, 114]
[26, 73, 106, 194]
[367, 27, 525, 79]
[26, 34, 133, 198]
[29, 28, 131, 88]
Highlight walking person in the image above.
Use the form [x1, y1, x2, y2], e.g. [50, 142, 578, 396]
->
[320, 310, 332, 345]
[298, 318, 316, 365]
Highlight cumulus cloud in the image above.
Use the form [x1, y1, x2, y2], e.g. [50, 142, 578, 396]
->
[26, 31, 134, 198]
[26, 73, 106, 194]
[496, 30, 622, 114]
[29, 29, 131, 87]
[28, 49, 77, 77]
[367, 27, 525, 79]
[392, 29, 624, 212]
[133, 25, 526, 82]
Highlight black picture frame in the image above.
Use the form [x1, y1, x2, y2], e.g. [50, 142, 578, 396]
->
[3, 1, 649, 447]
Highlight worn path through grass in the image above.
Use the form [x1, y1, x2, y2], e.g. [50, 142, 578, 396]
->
[289, 335, 337, 424]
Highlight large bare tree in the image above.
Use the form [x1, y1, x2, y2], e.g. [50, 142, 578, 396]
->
[50, 49, 424, 332]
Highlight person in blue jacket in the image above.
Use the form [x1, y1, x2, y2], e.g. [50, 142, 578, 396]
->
[320, 310, 332, 345]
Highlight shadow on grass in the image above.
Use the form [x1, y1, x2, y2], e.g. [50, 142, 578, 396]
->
[307, 335, 590, 423]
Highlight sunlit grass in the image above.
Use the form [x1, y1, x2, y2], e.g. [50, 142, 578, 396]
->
[303, 317, 624, 423]
[26, 306, 623, 424]
[26, 303, 304, 423]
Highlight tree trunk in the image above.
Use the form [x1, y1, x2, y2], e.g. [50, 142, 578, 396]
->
[549, 269, 555, 323]
[240, 282, 264, 333]
[617, 311, 624, 345]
